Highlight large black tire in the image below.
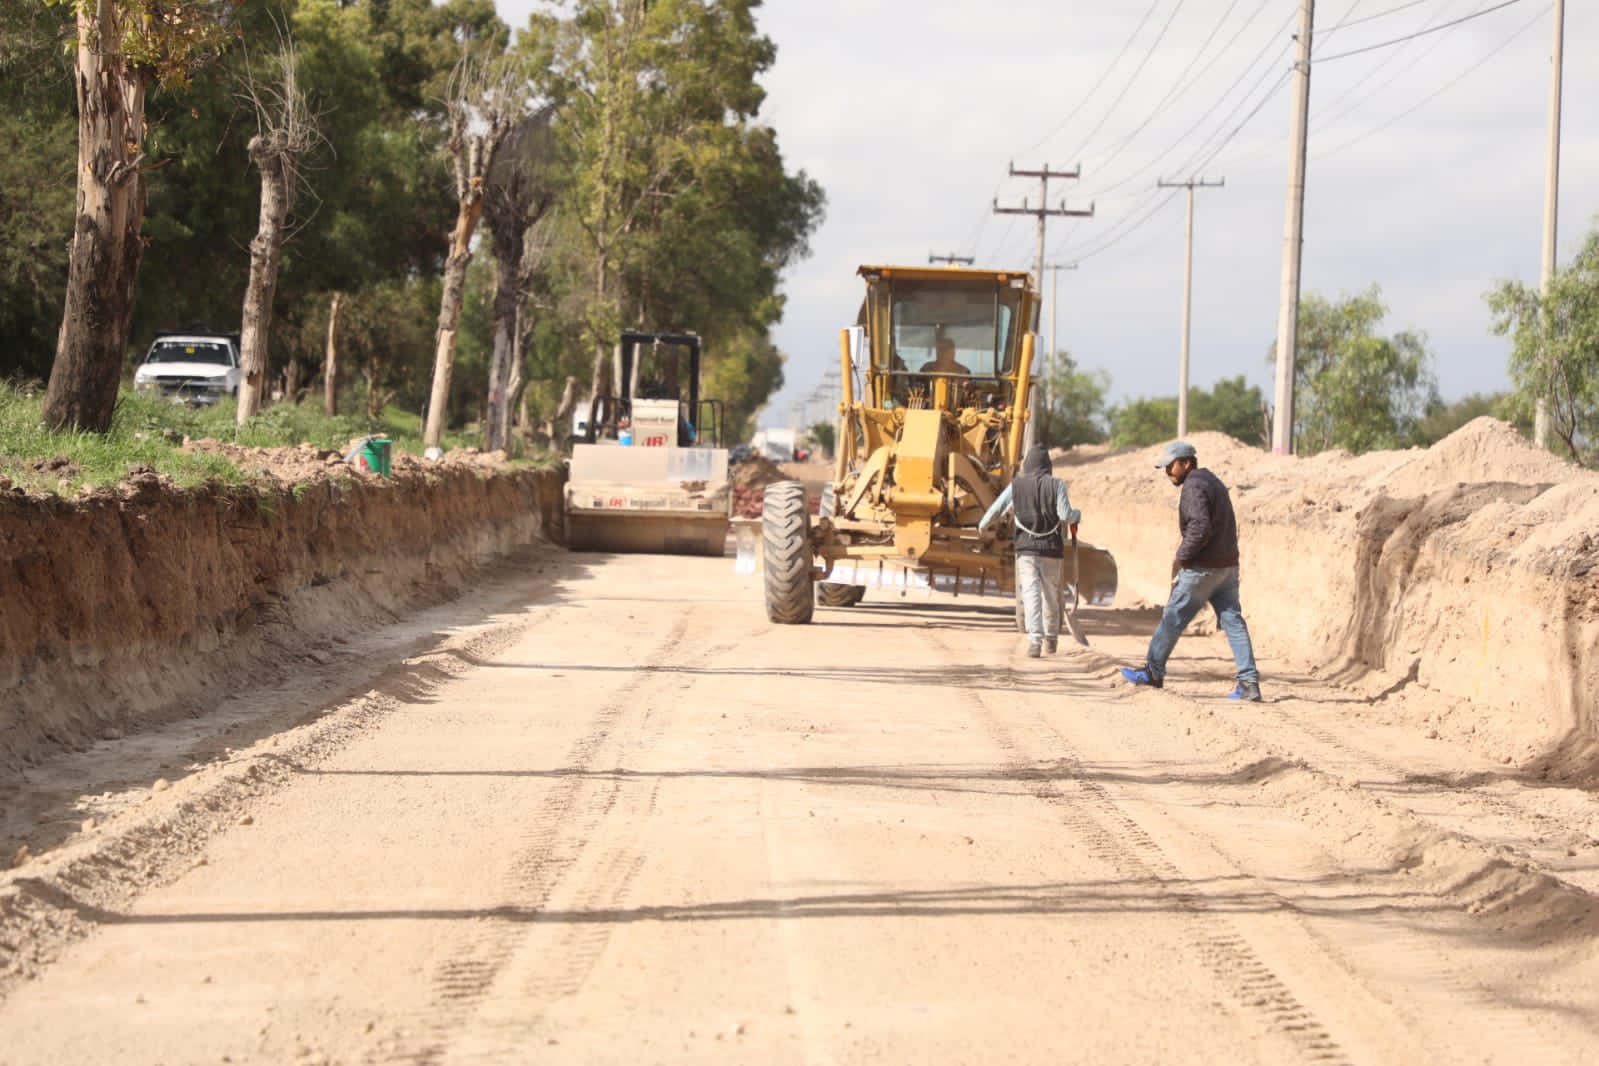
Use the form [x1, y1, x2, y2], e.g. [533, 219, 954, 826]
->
[817, 582, 866, 607]
[762, 481, 814, 624]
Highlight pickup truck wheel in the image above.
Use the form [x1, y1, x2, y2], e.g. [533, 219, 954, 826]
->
[762, 481, 814, 624]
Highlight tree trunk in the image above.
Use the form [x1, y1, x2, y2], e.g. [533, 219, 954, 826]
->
[424, 199, 482, 449]
[324, 291, 342, 417]
[43, 0, 149, 433]
[548, 374, 579, 452]
[237, 136, 290, 423]
[485, 253, 519, 453]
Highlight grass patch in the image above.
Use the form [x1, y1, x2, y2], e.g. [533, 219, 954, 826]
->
[0, 382, 549, 496]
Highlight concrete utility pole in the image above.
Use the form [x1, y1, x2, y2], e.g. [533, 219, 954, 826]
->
[1158, 177, 1225, 437]
[993, 163, 1094, 293]
[1535, 0, 1565, 449]
[1045, 263, 1078, 417]
[929, 252, 975, 266]
[1271, 0, 1314, 456]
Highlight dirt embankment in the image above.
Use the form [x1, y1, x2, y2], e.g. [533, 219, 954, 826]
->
[0, 443, 564, 776]
[3, 418, 1595, 785]
[1060, 418, 1599, 778]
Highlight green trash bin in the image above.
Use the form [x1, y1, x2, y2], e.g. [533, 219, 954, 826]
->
[350, 436, 391, 477]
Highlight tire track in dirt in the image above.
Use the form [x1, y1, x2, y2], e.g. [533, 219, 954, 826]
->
[389, 621, 751, 1065]
[948, 646, 1352, 1065]
[0, 606, 552, 1002]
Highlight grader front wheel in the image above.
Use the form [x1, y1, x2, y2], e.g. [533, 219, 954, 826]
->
[762, 481, 814, 624]
[817, 582, 866, 607]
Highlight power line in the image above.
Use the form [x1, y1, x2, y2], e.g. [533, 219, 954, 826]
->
[1318, 0, 1529, 61]
[1318, 0, 1435, 38]
[1067, 0, 1192, 163]
[1314, 1, 1549, 158]
[993, 164, 1095, 289]
[1087, 0, 1249, 181]
[1011, 0, 1164, 161]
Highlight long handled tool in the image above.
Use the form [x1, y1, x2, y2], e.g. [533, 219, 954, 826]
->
[1062, 527, 1089, 646]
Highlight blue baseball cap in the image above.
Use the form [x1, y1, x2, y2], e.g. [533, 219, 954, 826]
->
[1155, 440, 1197, 468]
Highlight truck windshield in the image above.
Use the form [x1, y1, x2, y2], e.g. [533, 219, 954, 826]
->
[147, 342, 233, 366]
[883, 280, 1019, 377]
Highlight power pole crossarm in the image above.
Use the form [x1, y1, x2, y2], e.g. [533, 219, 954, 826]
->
[1157, 178, 1225, 438]
[994, 162, 1094, 293]
[929, 252, 975, 265]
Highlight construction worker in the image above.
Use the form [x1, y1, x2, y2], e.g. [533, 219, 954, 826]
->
[980, 445, 1081, 657]
[1121, 440, 1262, 701]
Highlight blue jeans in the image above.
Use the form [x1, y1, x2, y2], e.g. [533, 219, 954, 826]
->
[1146, 566, 1258, 685]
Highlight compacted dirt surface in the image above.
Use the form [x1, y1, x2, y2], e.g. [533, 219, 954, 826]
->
[2, 421, 1598, 1064]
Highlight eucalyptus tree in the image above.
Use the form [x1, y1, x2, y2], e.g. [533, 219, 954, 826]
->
[423, 48, 535, 451]
[1487, 219, 1599, 468]
[237, 27, 325, 423]
[43, 0, 236, 432]
[540, 0, 823, 424]
[1268, 286, 1438, 455]
[483, 104, 559, 452]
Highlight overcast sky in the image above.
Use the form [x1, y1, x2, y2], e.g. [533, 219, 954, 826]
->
[496, 1, 1596, 432]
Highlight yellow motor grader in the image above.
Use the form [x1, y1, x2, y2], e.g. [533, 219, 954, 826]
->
[761, 264, 1116, 624]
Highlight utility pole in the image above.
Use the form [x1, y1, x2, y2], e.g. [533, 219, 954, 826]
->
[929, 252, 975, 266]
[1535, 0, 1564, 449]
[993, 163, 1094, 292]
[1271, 1, 1314, 456]
[1045, 263, 1078, 421]
[1157, 177, 1225, 437]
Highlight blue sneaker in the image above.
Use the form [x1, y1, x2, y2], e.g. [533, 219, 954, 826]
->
[1227, 680, 1262, 702]
[1120, 666, 1162, 688]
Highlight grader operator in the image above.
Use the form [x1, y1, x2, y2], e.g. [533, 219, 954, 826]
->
[760, 264, 1115, 624]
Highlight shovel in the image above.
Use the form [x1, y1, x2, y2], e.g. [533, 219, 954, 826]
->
[1062, 526, 1089, 646]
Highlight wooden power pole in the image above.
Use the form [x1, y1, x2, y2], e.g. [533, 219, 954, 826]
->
[993, 163, 1093, 293]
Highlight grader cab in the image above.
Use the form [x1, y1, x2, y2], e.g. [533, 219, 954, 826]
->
[761, 264, 1115, 624]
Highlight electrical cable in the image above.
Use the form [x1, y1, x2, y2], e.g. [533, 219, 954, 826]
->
[1318, 0, 1528, 61]
[1087, 0, 1248, 180]
[1066, 0, 1191, 163]
[1313, 0, 1549, 158]
[1010, 0, 1163, 161]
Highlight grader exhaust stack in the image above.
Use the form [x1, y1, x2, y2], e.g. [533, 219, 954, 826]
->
[761, 265, 1116, 623]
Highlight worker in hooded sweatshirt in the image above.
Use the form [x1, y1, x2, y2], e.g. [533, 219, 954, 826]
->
[979, 445, 1082, 657]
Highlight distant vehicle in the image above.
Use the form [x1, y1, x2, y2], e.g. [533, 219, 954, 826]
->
[753, 427, 797, 462]
[132, 329, 242, 405]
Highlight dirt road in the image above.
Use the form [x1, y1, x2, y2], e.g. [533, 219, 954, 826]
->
[2, 547, 1598, 1064]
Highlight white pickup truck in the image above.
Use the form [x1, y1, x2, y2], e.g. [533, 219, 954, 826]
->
[131, 330, 243, 405]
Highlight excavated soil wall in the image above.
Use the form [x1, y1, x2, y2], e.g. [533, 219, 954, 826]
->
[1063, 420, 1599, 769]
[0, 461, 564, 774]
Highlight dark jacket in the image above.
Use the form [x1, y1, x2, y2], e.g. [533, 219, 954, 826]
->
[1012, 447, 1066, 558]
[1175, 467, 1240, 569]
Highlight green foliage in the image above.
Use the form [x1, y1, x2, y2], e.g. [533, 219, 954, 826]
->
[1035, 350, 1109, 448]
[1486, 218, 1599, 468]
[1107, 377, 1267, 448]
[1269, 285, 1439, 455]
[1408, 392, 1527, 448]
[539, 0, 823, 413]
[0, 3, 75, 381]
[807, 420, 835, 458]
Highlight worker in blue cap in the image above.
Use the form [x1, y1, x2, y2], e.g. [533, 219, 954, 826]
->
[1121, 440, 1262, 701]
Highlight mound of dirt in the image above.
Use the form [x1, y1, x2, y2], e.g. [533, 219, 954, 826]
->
[730, 456, 792, 518]
[1064, 418, 1599, 772]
